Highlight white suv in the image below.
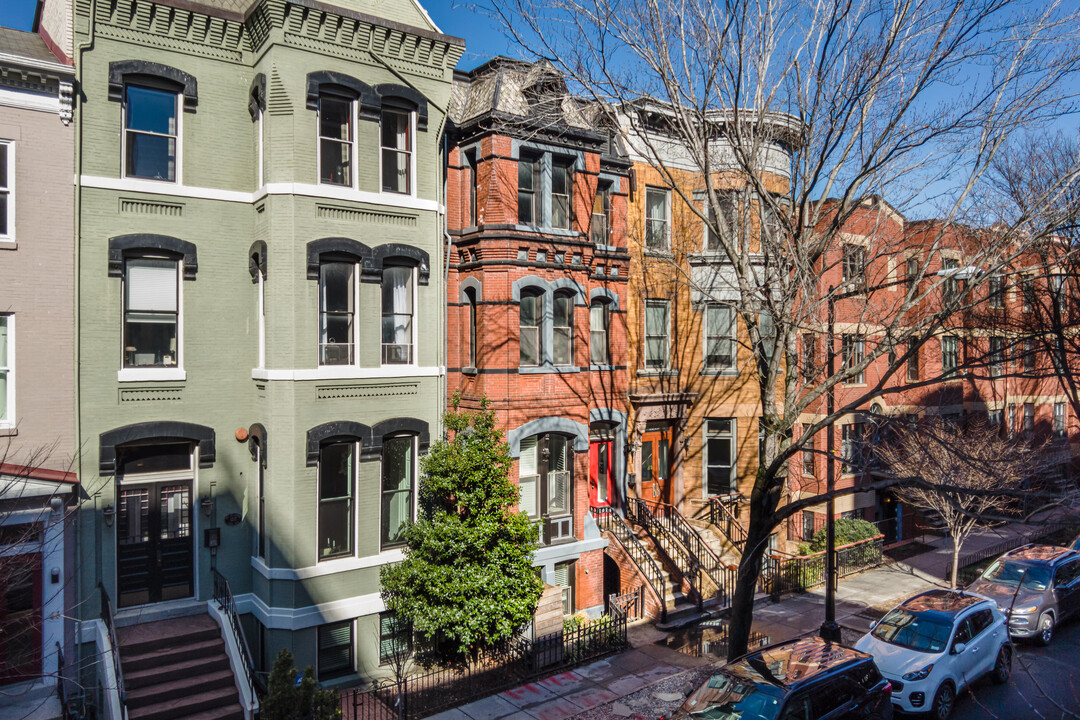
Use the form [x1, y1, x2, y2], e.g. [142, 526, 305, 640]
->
[855, 589, 1011, 720]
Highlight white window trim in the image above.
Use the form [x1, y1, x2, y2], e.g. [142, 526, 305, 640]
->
[703, 418, 736, 498]
[0, 140, 14, 244]
[317, 439, 359, 564]
[256, 106, 264, 189]
[381, 265, 418, 368]
[379, 109, 416, 198]
[644, 299, 671, 369]
[0, 315, 14, 428]
[119, 258, 184, 381]
[380, 433, 418, 551]
[645, 187, 671, 250]
[704, 304, 737, 372]
[257, 268, 265, 369]
[317, 94, 357, 189]
[318, 260, 361, 368]
[121, 86, 182, 184]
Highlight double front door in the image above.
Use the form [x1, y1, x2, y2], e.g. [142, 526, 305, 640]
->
[117, 482, 193, 607]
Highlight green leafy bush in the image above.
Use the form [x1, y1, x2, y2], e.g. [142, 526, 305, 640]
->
[809, 518, 878, 553]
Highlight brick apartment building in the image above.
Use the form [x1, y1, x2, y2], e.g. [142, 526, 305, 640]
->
[446, 59, 631, 617]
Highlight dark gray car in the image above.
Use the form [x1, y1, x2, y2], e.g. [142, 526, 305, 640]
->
[967, 544, 1080, 646]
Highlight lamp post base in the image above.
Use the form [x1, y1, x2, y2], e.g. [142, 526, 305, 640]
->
[819, 620, 842, 643]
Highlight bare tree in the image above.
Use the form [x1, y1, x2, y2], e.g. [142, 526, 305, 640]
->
[482, 0, 1080, 657]
[877, 418, 1042, 588]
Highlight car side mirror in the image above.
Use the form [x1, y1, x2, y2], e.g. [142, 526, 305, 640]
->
[868, 620, 877, 630]
[952, 642, 967, 655]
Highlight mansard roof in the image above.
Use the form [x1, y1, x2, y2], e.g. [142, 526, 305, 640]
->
[0, 25, 65, 65]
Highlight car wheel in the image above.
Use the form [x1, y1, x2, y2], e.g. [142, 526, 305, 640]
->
[931, 681, 955, 720]
[1036, 612, 1054, 646]
[992, 644, 1012, 684]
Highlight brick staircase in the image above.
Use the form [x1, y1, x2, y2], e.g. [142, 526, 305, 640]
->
[117, 613, 244, 720]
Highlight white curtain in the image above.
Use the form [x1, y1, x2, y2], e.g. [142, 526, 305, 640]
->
[383, 267, 413, 346]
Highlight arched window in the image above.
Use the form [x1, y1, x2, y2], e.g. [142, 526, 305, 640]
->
[519, 433, 574, 544]
[553, 291, 574, 366]
[465, 287, 478, 369]
[519, 288, 543, 367]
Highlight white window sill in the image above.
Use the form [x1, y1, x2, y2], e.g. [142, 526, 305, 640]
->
[638, 368, 677, 378]
[0, 424, 16, 437]
[118, 368, 187, 382]
[251, 549, 405, 580]
[252, 366, 442, 381]
[0, 238, 15, 250]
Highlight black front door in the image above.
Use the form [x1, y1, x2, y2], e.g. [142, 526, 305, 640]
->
[117, 482, 193, 607]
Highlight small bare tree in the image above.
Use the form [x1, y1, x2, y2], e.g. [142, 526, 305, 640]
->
[877, 417, 1045, 588]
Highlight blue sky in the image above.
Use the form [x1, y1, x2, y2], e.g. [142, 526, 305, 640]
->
[0, 0, 513, 70]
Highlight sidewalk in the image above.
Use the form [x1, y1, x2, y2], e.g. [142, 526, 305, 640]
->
[431, 518, 1077, 720]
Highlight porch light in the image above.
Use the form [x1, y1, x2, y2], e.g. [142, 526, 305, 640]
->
[103, 504, 115, 527]
[201, 495, 213, 517]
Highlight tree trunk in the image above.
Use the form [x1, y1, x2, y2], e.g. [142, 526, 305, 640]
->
[950, 533, 962, 590]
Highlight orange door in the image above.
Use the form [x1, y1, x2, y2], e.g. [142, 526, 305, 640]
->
[639, 426, 671, 504]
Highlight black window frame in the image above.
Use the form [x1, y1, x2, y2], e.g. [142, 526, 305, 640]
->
[317, 620, 354, 681]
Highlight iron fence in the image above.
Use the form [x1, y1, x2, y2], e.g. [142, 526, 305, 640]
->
[707, 495, 748, 550]
[591, 505, 668, 621]
[762, 536, 885, 597]
[608, 586, 645, 619]
[97, 583, 126, 712]
[341, 604, 628, 720]
[947, 521, 1076, 584]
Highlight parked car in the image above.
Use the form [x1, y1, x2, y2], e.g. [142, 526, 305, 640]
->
[1069, 534, 1080, 552]
[854, 589, 1011, 720]
[668, 635, 893, 719]
[966, 543, 1080, 645]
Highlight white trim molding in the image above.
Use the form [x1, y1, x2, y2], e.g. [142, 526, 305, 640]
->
[117, 367, 186, 383]
[251, 549, 405, 581]
[237, 591, 385, 631]
[251, 366, 442, 381]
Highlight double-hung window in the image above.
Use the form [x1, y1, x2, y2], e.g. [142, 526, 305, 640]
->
[379, 612, 412, 666]
[518, 155, 540, 225]
[465, 288, 478, 369]
[842, 244, 866, 289]
[0, 141, 12, 240]
[0, 315, 11, 427]
[519, 289, 543, 367]
[704, 419, 736, 496]
[802, 333, 816, 380]
[802, 433, 815, 476]
[645, 188, 669, 250]
[381, 266, 414, 365]
[906, 257, 920, 291]
[1023, 338, 1036, 372]
[1055, 403, 1067, 439]
[553, 560, 575, 615]
[644, 300, 670, 369]
[381, 109, 412, 194]
[906, 340, 920, 381]
[590, 301, 610, 365]
[519, 434, 573, 544]
[705, 305, 736, 371]
[465, 150, 478, 227]
[706, 192, 737, 252]
[124, 258, 179, 368]
[942, 258, 960, 299]
[318, 441, 354, 560]
[551, 160, 572, 230]
[841, 423, 866, 473]
[381, 435, 415, 549]
[552, 292, 574, 366]
[319, 262, 356, 366]
[124, 85, 178, 181]
[842, 335, 865, 384]
[988, 274, 1004, 308]
[317, 620, 353, 680]
[942, 335, 959, 377]
[591, 182, 611, 244]
[1024, 402, 1035, 437]
[318, 93, 353, 186]
[989, 336, 1005, 377]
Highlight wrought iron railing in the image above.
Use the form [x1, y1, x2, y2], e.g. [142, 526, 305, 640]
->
[341, 604, 628, 720]
[762, 536, 885, 597]
[97, 583, 126, 712]
[56, 641, 67, 709]
[638, 499, 737, 607]
[628, 499, 703, 609]
[590, 506, 667, 621]
[707, 495, 748, 551]
[211, 568, 258, 709]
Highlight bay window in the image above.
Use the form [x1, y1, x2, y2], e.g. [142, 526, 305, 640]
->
[590, 300, 610, 365]
[551, 160, 572, 229]
[519, 433, 573, 544]
[519, 289, 543, 367]
[591, 182, 611, 244]
[518, 155, 540, 224]
[553, 291, 574, 366]
[124, 84, 178, 182]
[381, 109, 412, 194]
[381, 265, 414, 365]
[124, 258, 179, 368]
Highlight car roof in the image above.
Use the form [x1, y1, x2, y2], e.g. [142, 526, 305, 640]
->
[723, 636, 869, 692]
[897, 589, 989, 618]
[1001, 544, 1077, 565]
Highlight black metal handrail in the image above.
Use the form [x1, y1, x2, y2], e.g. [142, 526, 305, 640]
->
[56, 641, 67, 709]
[211, 568, 258, 709]
[591, 506, 668, 621]
[640, 499, 737, 607]
[628, 499, 703, 609]
[98, 583, 127, 710]
[708, 495, 748, 551]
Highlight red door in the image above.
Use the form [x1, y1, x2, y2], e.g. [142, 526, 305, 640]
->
[589, 439, 613, 507]
[639, 427, 671, 504]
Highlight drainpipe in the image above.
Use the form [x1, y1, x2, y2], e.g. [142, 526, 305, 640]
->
[72, 0, 97, 708]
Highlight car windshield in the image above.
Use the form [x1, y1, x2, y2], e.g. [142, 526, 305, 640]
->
[871, 609, 953, 653]
[981, 560, 1051, 591]
[683, 673, 782, 720]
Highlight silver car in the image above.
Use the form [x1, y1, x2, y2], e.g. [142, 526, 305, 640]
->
[966, 544, 1080, 645]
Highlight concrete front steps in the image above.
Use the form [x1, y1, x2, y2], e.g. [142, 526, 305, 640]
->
[117, 613, 244, 720]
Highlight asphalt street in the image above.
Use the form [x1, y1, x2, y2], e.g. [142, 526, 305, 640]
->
[942, 619, 1080, 720]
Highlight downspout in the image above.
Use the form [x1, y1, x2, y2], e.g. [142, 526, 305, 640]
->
[72, 0, 96, 708]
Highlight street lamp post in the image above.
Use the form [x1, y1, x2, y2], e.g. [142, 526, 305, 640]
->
[821, 285, 841, 642]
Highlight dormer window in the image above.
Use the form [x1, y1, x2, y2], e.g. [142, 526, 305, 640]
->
[319, 93, 354, 187]
[125, 85, 178, 182]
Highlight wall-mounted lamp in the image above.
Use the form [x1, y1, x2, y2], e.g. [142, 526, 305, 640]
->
[200, 495, 213, 518]
[103, 504, 115, 527]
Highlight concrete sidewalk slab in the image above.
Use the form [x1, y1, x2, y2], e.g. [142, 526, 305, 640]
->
[500, 681, 558, 708]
